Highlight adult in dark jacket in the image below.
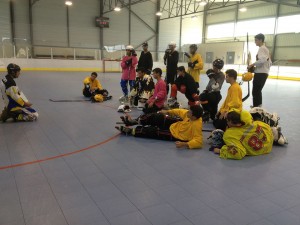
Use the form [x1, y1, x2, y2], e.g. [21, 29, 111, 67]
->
[138, 42, 153, 75]
[163, 41, 179, 93]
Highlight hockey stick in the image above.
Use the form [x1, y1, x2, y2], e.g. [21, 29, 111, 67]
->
[242, 32, 251, 102]
[49, 99, 90, 102]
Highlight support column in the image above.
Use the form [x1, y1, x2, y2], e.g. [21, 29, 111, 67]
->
[155, 0, 160, 61]
[9, 0, 15, 45]
[202, 5, 207, 44]
[178, 0, 183, 54]
[66, 6, 70, 47]
[129, 0, 131, 44]
[100, 0, 104, 60]
[272, 2, 280, 62]
[29, 0, 34, 57]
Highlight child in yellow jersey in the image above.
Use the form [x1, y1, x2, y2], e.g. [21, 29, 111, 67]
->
[186, 44, 203, 90]
[213, 69, 242, 131]
[115, 105, 203, 149]
[83, 72, 111, 101]
[213, 110, 273, 160]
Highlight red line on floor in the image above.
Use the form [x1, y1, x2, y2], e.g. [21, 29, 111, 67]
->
[0, 133, 120, 170]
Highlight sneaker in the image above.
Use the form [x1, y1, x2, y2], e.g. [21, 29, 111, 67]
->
[167, 97, 176, 105]
[119, 95, 128, 103]
[202, 111, 210, 122]
[115, 126, 132, 135]
[169, 102, 180, 109]
[105, 96, 112, 101]
[120, 116, 138, 126]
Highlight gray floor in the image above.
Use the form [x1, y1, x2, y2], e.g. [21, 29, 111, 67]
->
[0, 71, 300, 225]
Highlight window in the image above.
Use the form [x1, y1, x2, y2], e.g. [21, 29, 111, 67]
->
[207, 22, 234, 39]
[235, 18, 275, 37]
[277, 15, 300, 34]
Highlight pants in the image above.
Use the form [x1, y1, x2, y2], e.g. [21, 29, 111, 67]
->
[83, 88, 108, 97]
[252, 73, 268, 107]
[200, 91, 222, 120]
[166, 68, 177, 94]
[170, 84, 197, 105]
[142, 103, 162, 114]
[134, 113, 183, 141]
[121, 80, 135, 96]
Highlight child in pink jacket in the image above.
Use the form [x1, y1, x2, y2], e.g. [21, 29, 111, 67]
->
[120, 45, 138, 102]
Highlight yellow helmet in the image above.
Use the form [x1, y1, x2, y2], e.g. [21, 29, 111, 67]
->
[93, 94, 104, 102]
[242, 72, 253, 82]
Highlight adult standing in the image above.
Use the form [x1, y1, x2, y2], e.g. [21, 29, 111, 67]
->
[138, 42, 153, 75]
[247, 33, 272, 108]
[163, 41, 179, 94]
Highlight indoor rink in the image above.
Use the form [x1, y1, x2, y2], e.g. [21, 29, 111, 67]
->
[1, 0, 300, 225]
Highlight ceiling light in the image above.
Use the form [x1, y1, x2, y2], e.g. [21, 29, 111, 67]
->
[239, 6, 247, 12]
[156, 11, 162, 16]
[65, 1, 72, 6]
[198, 0, 207, 6]
[114, 6, 121, 11]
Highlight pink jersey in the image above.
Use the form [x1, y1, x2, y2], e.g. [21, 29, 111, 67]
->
[120, 55, 138, 80]
[148, 79, 167, 108]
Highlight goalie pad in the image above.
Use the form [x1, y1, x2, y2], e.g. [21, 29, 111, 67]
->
[207, 129, 225, 151]
[271, 126, 288, 145]
[249, 107, 279, 127]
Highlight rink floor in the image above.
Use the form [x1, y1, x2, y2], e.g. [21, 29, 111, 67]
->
[0, 71, 300, 225]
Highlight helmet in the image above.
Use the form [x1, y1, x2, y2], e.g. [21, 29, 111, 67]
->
[117, 104, 131, 113]
[168, 41, 176, 47]
[189, 44, 197, 50]
[206, 69, 215, 78]
[242, 72, 253, 82]
[213, 59, 224, 70]
[93, 94, 104, 102]
[126, 45, 134, 50]
[7, 63, 21, 74]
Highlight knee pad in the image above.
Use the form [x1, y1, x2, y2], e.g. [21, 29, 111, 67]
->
[180, 85, 186, 94]
[170, 84, 178, 98]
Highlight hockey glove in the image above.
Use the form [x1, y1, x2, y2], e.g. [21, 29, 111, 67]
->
[125, 58, 132, 66]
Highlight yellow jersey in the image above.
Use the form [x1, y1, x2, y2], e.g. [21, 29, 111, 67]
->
[219, 82, 242, 114]
[187, 53, 203, 83]
[83, 77, 102, 90]
[168, 109, 203, 149]
[220, 110, 273, 160]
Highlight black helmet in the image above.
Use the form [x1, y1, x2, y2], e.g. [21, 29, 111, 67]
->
[213, 59, 224, 70]
[7, 63, 21, 74]
[189, 44, 197, 50]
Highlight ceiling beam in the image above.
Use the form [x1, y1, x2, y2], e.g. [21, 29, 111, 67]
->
[260, 0, 300, 8]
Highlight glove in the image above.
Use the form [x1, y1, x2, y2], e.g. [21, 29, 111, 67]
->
[192, 93, 199, 101]
[184, 52, 190, 58]
[192, 60, 198, 68]
[85, 84, 90, 89]
[188, 62, 193, 68]
[125, 58, 132, 66]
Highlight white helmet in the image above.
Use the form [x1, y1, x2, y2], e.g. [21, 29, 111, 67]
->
[168, 41, 176, 47]
[126, 45, 134, 50]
